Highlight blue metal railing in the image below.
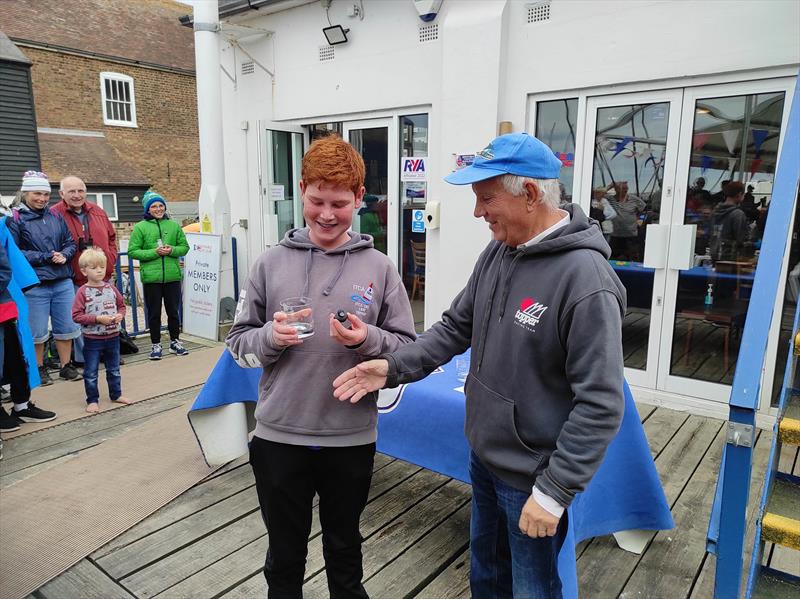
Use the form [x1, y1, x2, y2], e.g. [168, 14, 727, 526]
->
[708, 75, 800, 598]
[114, 251, 142, 335]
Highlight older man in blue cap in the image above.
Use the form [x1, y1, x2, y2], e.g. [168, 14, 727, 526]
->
[334, 132, 627, 598]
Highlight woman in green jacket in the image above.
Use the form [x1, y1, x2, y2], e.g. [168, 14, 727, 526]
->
[128, 191, 190, 360]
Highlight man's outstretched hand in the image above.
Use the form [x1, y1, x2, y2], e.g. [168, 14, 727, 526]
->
[332, 359, 389, 403]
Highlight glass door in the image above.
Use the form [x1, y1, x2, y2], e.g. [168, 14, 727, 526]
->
[343, 118, 400, 266]
[260, 122, 306, 247]
[580, 90, 684, 389]
[659, 79, 794, 402]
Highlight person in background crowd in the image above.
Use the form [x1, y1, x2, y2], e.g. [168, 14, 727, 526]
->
[72, 248, 130, 414]
[333, 132, 625, 598]
[709, 181, 750, 263]
[127, 191, 190, 360]
[51, 176, 118, 367]
[711, 179, 731, 205]
[8, 171, 81, 385]
[590, 186, 617, 241]
[605, 181, 646, 262]
[0, 215, 56, 433]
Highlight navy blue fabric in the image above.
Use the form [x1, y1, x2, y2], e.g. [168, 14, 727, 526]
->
[8, 208, 76, 282]
[190, 349, 673, 598]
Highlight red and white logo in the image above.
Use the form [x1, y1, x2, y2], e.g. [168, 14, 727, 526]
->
[514, 297, 548, 331]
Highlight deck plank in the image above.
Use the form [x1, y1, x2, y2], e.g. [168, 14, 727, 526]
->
[303, 479, 470, 598]
[688, 430, 772, 598]
[35, 559, 136, 599]
[618, 427, 727, 598]
[97, 485, 261, 579]
[1, 395, 195, 478]
[93, 464, 256, 559]
[641, 406, 691, 459]
[155, 459, 426, 599]
[120, 509, 267, 598]
[576, 415, 723, 597]
[415, 548, 471, 599]
[2, 386, 200, 462]
[363, 503, 471, 598]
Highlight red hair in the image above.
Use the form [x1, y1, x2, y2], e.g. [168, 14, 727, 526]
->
[302, 135, 365, 195]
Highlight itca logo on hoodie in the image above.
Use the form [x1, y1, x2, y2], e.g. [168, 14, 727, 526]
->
[514, 297, 548, 332]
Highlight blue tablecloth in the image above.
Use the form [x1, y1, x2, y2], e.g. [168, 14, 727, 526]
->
[189, 349, 673, 598]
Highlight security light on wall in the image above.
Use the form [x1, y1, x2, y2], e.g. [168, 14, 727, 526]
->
[323, 25, 349, 45]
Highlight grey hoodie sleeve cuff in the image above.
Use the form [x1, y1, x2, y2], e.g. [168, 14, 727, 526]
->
[354, 324, 380, 356]
[260, 321, 285, 355]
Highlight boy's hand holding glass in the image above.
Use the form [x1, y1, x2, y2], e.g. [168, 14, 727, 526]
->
[96, 314, 115, 325]
[329, 311, 367, 347]
[272, 298, 314, 347]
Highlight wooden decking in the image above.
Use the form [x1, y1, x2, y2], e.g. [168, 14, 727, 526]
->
[2, 349, 795, 598]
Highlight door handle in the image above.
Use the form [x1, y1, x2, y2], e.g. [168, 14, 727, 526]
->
[667, 224, 697, 270]
[643, 224, 669, 269]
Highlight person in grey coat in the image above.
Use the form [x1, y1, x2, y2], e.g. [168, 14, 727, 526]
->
[334, 132, 626, 598]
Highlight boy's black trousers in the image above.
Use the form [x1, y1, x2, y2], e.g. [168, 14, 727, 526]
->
[249, 436, 375, 599]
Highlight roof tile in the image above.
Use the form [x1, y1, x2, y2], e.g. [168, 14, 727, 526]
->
[0, 0, 195, 72]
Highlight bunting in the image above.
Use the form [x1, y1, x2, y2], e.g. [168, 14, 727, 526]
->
[612, 137, 633, 158]
[700, 155, 713, 173]
[750, 158, 763, 177]
[751, 129, 769, 157]
[721, 129, 739, 155]
[692, 132, 711, 151]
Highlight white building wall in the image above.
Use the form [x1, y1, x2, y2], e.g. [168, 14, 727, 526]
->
[217, 0, 799, 330]
[500, 0, 800, 127]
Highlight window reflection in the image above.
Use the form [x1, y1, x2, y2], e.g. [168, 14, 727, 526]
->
[588, 102, 671, 370]
[398, 114, 428, 332]
[535, 99, 577, 202]
[672, 92, 786, 384]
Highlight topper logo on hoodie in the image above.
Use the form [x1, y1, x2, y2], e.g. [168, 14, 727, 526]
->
[514, 297, 548, 332]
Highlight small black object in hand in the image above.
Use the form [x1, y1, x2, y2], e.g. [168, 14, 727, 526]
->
[335, 310, 348, 324]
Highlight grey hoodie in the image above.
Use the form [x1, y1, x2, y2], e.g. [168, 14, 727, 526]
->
[384, 204, 626, 507]
[226, 228, 416, 447]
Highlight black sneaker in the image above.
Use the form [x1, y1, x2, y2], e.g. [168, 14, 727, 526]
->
[0, 386, 11, 403]
[59, 363, 81, 381]
[38, 366, 54, 386]
[0, 408, 22, 432]
[14, 403, 57, 423]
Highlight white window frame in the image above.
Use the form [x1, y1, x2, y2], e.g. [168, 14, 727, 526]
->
[87, 192, 119, 221]
[100, 72, 137, 127]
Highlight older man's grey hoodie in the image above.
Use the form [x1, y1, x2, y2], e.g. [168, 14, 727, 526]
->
[384, 204, 626, 507]
[226, 228, 416, 447]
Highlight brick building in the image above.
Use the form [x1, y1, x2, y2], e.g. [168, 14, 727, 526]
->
[0, 0, 200, 227]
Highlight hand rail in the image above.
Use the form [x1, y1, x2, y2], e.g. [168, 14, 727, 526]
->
[710, 74, 800, 598]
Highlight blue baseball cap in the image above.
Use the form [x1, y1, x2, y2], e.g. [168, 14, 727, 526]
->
[444, 132, 562, 185]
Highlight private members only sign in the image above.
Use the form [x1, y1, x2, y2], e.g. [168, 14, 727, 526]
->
[183, 233, 222, 341]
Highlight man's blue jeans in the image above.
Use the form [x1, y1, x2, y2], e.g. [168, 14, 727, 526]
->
[469, 451, 567, 599]
[83, 336, 121, 404]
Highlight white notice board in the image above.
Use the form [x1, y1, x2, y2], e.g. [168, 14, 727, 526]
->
[183, 233, 222, 341]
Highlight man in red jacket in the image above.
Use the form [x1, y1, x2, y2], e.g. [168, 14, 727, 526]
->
[51, 176, 118, 365]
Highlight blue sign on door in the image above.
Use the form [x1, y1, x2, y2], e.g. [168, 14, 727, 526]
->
[411, 209, 425, 233]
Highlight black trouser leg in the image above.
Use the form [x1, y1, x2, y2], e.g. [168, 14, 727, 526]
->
[250, 437, 316, 599]
[143, 283, 164, 344]
[163, 281, 182, 341]
[2, 323, 31, 405]
[315, 443, 375, 599]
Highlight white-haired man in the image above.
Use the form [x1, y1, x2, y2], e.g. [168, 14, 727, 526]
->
[333, 132, 626, 598]
[51, 176, 117, 366]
